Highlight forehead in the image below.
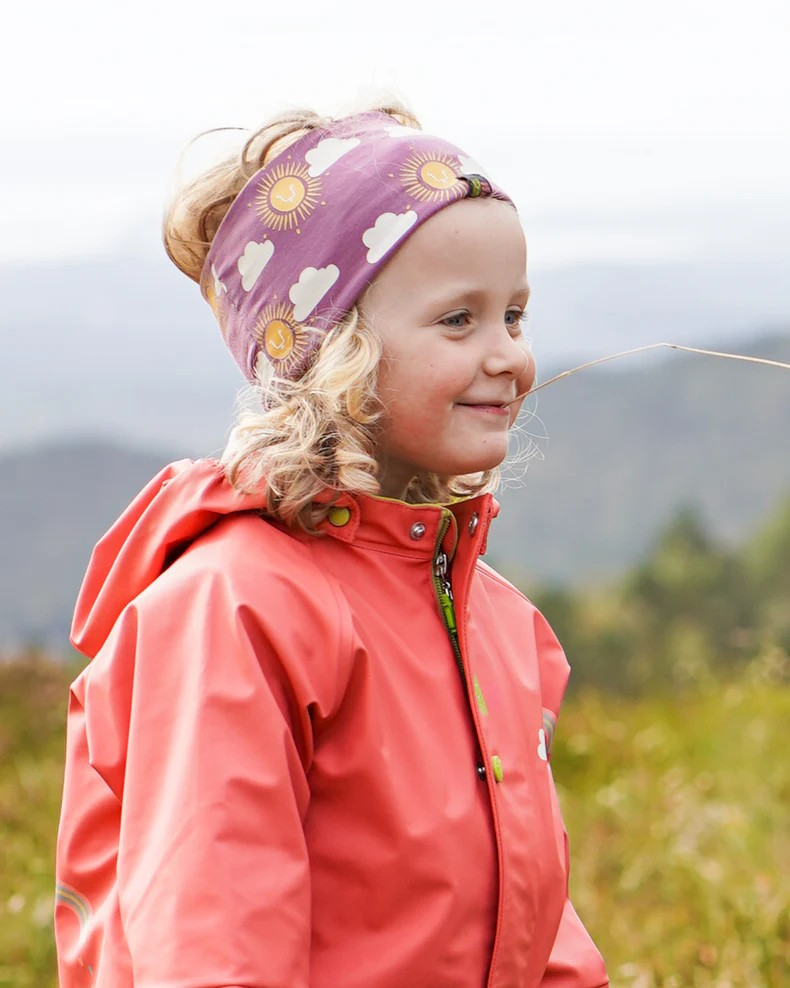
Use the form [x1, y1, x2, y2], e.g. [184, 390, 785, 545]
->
[365, 197, 528, 305]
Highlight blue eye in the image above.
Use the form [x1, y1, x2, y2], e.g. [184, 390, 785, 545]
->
[442, 311, 470, 328]
[505, 309, 529, 329]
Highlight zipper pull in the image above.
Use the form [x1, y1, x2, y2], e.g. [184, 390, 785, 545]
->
[434, 551, 452, 595]
[438, 591, 457, 634]
[434, 551, 457, 632]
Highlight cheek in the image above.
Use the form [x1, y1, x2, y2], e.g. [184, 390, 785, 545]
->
[518, 348, 537, 396]
[379, 356, 446, 411]
[507, 351, 537, 426]
[378, 382, 432, 441]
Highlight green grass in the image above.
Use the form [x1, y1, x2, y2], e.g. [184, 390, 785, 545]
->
[1, 654, 788, 986]
[554, 654, 790, 986]
[0, 656, 75, 988]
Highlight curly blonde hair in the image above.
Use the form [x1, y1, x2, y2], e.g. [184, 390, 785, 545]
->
[163, 103, 499, 531]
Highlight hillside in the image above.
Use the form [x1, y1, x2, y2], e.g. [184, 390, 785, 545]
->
[2, 248, 789, 454]
[0, 332, 788, 647]
[493, 332, 790, 584]
[0, 443, 173, 648]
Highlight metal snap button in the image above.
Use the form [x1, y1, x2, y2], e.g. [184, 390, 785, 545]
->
[476, 762, 487, 780]
[468, 512, 479, 536]
[410, 522, 426, 540]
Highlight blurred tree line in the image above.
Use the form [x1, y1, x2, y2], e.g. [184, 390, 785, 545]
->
[527, 492, 790, 696]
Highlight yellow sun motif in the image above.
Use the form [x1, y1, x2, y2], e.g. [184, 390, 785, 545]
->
[400, 150, 463, 202]
[254, 158, 322, 231]
[252, 301, 311, 375]
[264, 319, 295, 360]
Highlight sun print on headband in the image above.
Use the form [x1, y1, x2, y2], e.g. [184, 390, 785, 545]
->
[252, 300, 313, 378]
[400, 150, 464, 202]
[254, 157, 322, 232]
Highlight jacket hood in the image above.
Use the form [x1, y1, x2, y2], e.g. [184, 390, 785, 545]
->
[71, 459, 269, 659]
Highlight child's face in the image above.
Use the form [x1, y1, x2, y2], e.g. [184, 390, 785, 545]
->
[360, 197, 534, 499]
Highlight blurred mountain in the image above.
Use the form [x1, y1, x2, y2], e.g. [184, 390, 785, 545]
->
[1, 331, 788, 648]
[2, 249, 789, 454]
[493, 332, 790, 586]
[0, 442, 171, 649]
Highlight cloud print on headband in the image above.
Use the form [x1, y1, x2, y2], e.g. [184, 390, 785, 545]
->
[457, 155, 490, 179]
[305, 137, 361, 177]
[384, 125, 422, 139]
[289, 265, 341, 321]
[362, 211, 419, 264]
[238, 240, 275, 292]
[211, 263, 228, 299]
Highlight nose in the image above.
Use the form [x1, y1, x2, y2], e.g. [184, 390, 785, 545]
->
[482, 325, 535, 392]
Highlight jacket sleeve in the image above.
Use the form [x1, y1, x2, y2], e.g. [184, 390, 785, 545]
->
[77, 560, 344, 987]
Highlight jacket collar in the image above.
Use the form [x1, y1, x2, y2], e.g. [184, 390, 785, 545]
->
[71, 459, 501, 661]
[316, 489, 499, 561]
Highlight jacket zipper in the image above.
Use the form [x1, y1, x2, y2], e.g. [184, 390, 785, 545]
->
[433, 516, 487, 781]
[433, 516, 465, 684]
[434, 510, 500, 987]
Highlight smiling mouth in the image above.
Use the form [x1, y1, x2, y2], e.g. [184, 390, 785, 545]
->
[456, 401, 511, 414]
[457, 401, 509, 408]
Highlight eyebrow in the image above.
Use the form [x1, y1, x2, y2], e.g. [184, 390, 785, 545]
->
[426, 284, 531, 309]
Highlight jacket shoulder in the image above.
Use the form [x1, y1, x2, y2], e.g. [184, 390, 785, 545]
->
[474, 558, 571, 717]
[152, 511, 341, 612]
[110, 512, 355, 724]
[475, 558, 534, 605]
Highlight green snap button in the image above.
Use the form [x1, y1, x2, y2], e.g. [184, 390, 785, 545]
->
[328, 506, 351, 527]
[491, 755, 504, 783]
[473, 675, 489, 718]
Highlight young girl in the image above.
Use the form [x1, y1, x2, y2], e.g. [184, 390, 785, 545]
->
[55, 104, 608, 987]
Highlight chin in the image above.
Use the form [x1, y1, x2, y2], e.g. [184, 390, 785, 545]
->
[448, 450, 507, 477]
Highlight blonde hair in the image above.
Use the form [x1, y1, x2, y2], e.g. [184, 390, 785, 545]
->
[162, 103, 499, 531]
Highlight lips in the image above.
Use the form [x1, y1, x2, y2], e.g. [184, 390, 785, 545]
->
[457, 400, 509, 408]
[456, 401, 511, 417]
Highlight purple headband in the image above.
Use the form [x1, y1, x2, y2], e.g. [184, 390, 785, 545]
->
[200, 110, 514, 382]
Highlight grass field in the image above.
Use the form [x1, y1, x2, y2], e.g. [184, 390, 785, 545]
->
[1, 654, 788, 986]
[553, 653, 790, 986]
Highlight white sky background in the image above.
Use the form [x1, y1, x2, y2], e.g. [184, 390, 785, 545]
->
[2, 0, 789, 267]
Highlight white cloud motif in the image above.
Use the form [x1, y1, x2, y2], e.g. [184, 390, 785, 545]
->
[384, 125, 422, 139]
[362, 211, 418, 264]
[289, 265, 340, 320]
[237, 240, 275, 292]
[305, 137, 361, 177]
[458, 155, 490, 179]
[254, 351, 276, 388]
[211, 263, 227, 297]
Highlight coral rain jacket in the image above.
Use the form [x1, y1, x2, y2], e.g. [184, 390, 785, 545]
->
[56, 459, 608, 988]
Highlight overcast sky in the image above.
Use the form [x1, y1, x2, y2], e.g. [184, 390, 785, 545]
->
[3, 0, 789, 268]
